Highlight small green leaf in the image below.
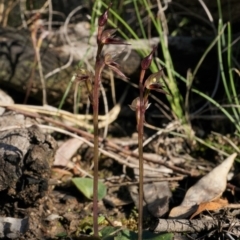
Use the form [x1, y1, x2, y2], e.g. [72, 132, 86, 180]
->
[100, 227, 173, 240]
[72, 178, 106, 200]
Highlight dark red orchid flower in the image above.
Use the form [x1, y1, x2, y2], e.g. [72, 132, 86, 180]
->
[104, 54, 128, 79]
[144, 70, 170, 95]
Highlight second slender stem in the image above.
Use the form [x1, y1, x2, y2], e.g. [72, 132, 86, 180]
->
[138, 69, 145, 240]
[93, 59, 105, 237]
[138, 125, 144, 240]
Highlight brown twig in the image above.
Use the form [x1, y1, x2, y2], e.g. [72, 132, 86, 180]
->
[152, 218, 240, 235]
[106, 176, 185, 188]
[5, 106, 195, 177]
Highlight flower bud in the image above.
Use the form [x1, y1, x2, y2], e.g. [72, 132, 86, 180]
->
[98, 3, 112, 27]
[141, 46, 157, 70]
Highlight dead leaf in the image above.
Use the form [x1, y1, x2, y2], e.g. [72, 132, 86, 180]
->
[103, 195, 132, 207]
[144, 182, 172, 217]
[54, 138, 83, 168]
[0, 89, 14, 115]
[168, 205, 198, 219]
[190, 198, 228, 219]
[169, 153, 237, 218]
[129, 182, 172, 218]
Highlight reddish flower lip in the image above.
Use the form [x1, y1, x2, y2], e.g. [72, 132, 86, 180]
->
[143, 70, 170, 95]
[104, 54, 129, 79]
[99, 29, 129, 45]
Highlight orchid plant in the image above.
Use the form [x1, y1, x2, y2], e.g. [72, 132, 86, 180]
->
[77, 3, 169, 238]
[129, 47, 169, 240]
[76, 3, 128, 237]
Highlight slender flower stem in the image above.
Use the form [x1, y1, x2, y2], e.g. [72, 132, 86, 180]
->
[92, 96, 99, 237]
[77, 3, 128, 237]
[138, 69, 146, 240]
[93, 58, 105, 237]
[91, 4, 128, 236]
[137, 123, 144, 240]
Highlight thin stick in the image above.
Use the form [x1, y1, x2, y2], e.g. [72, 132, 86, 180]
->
[137, 67, 146, 240]
[48, 0, 52, 32]
[4, 106, 195, 176]
[36, 32, 48, 106]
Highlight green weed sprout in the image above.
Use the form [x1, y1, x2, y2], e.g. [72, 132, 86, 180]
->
[76, 3, 128, 237]
[129, 47, 169, 240]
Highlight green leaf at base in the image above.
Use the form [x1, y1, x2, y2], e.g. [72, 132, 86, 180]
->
[72, 178, 107, 200]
